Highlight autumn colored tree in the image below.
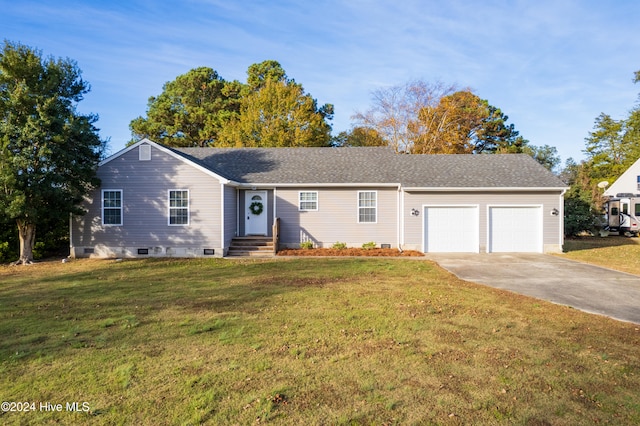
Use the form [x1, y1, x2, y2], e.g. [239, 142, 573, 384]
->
[218, 78, 333, 147]
[352, 80, 457, 152]
[332, 126, 387, 147]
[411, 90, 487, 153]
[354, 81, 530, 156]
[410, 90, 530, 155]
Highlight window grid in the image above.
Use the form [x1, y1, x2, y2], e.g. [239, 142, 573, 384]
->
[102, 190, 122, 225]
[358, 191, 377, 223]
[299, 191, 318, 211]
[169, 190, 189, 225]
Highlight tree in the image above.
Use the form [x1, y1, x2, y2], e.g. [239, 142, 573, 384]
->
[218, 78, 334, 147]
[561, 159, 604, 236]
[410, 90, 532, 155]
[0, 41, 105, 264]
[130, 60, 333, 148]
[354, 81, 532, 156]
[332, 126, 387, 147]
[130, 67, 242, 147]
[352, 80, 458, 152]
[411, 90, 488, 153]
[246, 59, 287, 90]
[522, 144, 561, 173]
[583, 113, 628, 181]
[582, 70, 640, 185]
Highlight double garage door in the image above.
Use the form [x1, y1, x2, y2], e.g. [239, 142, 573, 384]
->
[423, 206, 542, 253]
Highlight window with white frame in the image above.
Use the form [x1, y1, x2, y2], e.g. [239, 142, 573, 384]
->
[358, 191, 377, 223]
[102, 190, 123, 225]
[169, 190, 189, 225]
[299, 191, 318, 211]
[637, 175, 640, 191]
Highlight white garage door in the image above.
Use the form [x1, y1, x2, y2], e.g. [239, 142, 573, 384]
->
[489, 206, 542, 253]
[424, 206, 479, 253]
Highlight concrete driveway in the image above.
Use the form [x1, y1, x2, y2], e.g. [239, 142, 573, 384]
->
[423, 253, 640, 324]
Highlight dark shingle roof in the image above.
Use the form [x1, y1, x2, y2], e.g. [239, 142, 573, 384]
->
[172, 146, 566, 188]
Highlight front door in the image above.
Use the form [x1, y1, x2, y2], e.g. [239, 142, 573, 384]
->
[245, 191, 268, 235]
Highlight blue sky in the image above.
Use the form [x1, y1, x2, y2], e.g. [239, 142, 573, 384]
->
[2, 0, 639, 163]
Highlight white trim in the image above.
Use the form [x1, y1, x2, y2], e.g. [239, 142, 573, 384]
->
[220, 183, 225, 251]
[404, 186, 568, 192]
[422, 204, 480, 253]
[100, 139, 231, 184]
[298, 191, 319, 211]
[101, 189, 123, 226]
[241, 182, 400, 188]
[168, 189, 190, 226]
[274, 187, 277, 220]
[559, 189, 567, 248]
[236, 187, 240, 237]
[69, 213, 73, 252]
[397, 187, 402, 249]
[486, 204, 543, 253]
[357, 190, 377, 224]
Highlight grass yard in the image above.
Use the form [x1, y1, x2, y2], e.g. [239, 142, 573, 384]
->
[1, 257, 639, 425]
[561, 236, 640, 276]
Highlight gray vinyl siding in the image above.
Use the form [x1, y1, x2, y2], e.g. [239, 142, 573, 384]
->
[223, 185, 237, 250]
[403, 191, 563, 252]
[72, 144, 223, 251]
[276, 187, 398, 248]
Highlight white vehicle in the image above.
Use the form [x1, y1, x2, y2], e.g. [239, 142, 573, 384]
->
[605, 194, 640, 236]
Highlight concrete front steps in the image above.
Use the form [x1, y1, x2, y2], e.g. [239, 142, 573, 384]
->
[227, 236, 275, 257]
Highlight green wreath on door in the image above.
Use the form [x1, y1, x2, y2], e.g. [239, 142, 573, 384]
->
[249, 201, 264, 215]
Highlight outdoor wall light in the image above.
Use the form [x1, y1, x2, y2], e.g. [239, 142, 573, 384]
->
[411, 208, 420, 217]
[550, 208, 559, 216]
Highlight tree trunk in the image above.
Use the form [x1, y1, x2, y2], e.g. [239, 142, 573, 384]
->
[13, 220, 36, 265]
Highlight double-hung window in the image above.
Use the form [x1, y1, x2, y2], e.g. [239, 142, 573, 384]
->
[299, 191, 318, 211]
[358, 191, 377, 223]
[169, 190, 189, 225]
[102, 190, 123, 225]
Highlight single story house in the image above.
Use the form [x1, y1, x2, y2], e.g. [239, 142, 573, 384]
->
[603, 156, 640, 197]
[70, 138, 568, 258]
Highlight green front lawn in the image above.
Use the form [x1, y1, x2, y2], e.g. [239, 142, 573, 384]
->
[561, 236, 640, 276]
[1, 258, 639, 424]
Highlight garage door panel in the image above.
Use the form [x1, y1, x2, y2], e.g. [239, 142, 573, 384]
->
[424, 206, 478, 253]
[489, 206, 541, 253]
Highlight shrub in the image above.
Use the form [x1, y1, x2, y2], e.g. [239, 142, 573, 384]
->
[332, 241, 347, 250]
[299, 240, 314, 250]
[0, 241, 13, 262]
[32, 242, 46, 260]
[564, 197, 601, 237]
[362, 241, 376, 250]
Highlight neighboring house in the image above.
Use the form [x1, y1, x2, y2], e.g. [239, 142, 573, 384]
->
[603, 157, 640, 197]
[70, 139, 568, 258]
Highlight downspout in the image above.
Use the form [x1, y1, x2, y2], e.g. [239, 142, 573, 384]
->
[220, 183, 225, 256]
[69, 213, 74, 259]
[559, 189, 567, 249]
[397, 185, 403, 251]
[236, 187, 240, 237]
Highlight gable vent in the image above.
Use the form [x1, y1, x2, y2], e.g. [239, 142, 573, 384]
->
[139, 144, 151, 161]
